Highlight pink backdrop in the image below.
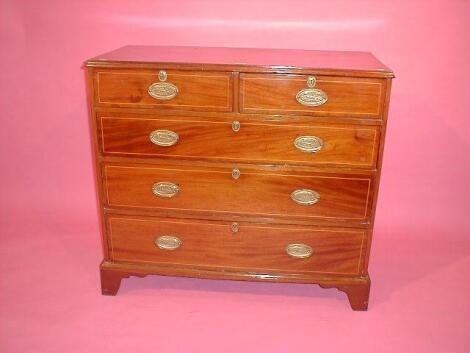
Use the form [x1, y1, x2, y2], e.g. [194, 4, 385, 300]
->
[1, 1, 469, 352]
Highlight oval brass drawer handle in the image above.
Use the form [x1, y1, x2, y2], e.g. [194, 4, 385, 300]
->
[294, 136, 324, 153]
[148, 70, 179, 100]
[155, 235, 182, 250]
[296, 76, 328, 107]
[286, 243, 313, 258]
[291, 189, 320, 206]
[149, 129, 179, 147]
[152, 181, 180, 198]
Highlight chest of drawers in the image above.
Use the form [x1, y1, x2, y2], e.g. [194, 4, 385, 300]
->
[85, 46, 393, 310]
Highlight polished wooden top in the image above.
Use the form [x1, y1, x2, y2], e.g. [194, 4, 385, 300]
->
[86, 45, 392, 75]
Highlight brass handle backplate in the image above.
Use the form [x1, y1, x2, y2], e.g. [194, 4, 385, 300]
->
[294, 136, 324, 153]
[149, 129, 179, 147]
[152, 181, 180, 198]
[291, 189, 320, 206]
[148, 70, 179, 100]
[155, 235, 182, 250]
[296, 76, 328, 107]
[286, 243, 313, 258]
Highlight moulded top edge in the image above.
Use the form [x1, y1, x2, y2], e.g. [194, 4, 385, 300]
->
[84, 45, 394, 78]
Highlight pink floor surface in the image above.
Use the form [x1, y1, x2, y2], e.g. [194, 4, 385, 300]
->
[1, 211, 469, 353]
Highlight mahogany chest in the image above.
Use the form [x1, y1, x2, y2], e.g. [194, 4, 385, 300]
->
[85, 46, 393, 310]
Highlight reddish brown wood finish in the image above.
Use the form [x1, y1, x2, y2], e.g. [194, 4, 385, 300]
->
[320, 275, 371, 310]
[94, 69, 233, 112]
[100, 260, 371, 310]
[99, 115, 379, 168]
[87, 45, 393, 77]
[100, 267, 127, 295]
[85, 46, 394, 310]
[103, 163, 373, 221]
[107, 215, 366, 276]
[240, 73, 385, 118]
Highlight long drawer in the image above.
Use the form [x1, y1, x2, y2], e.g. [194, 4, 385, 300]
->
[103, 164, 373, 221]
[107, 215, 366, 276]
[94, 69, 233, 112]
[240, 73, 385, 118]
[99, 116, 379, 168]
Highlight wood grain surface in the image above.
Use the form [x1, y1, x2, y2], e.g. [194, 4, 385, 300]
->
[95, 69, 233, 111]
[103, 163, 373, 221]
[107, 215, 366, 276]
[99, 115, 379, 167]
[240, 73, 385, 118]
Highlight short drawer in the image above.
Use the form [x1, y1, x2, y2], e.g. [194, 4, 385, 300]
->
[107, 216, 366, 276]
[103, 164, 373, 222]
[240, 73, 385, 118]
[100, 116, 379, 168]
[94, 69, 233, 112]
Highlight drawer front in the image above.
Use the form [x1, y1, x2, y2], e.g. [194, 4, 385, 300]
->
[240, 73, 384, 118]
[107, 216, 366, 276]
[95, 70, 233, 112]
[104, 164, 372, 221]
[100, 116, 379, 168]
